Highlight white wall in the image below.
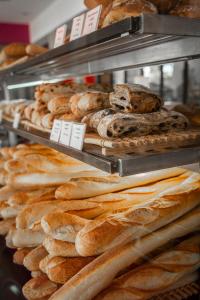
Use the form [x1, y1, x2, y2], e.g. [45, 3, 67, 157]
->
[30, 0, 85, 43]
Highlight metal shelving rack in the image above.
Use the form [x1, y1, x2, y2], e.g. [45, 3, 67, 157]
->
[1, 14, 200, 176]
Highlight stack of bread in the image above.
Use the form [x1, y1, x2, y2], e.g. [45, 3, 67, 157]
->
[1, 99, 34, 122]
[0, 43, 48, 70]
[0, 142, 199, 299]
[82, 83, 189, 139]
[84, 0, 200, 28]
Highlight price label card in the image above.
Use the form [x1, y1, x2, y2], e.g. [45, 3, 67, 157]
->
[50, 120, 62, 142]
[70, 14, 85, 41]
[59, 121, 73, 146]
[82, 5, 102, 36]
[13, 113, 21, 129]
[54, 24, 67, 48]
[70, 123, 86, 151]
[0, 110, 3, 124]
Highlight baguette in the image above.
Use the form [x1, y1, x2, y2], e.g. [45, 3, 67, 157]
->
[95, 234, 200, 300]
[9, 228, 45, 248]
[50, 207, 200, 300]
[23, 245, 48, 271]
[0, 169, 8, 186]
[41, 213, 89, 242]
[55, 167, 185, 199]
[0, 206, 21, 219]
[22, 275, 58, 300]
[76, 172, 200, 256]
[0, 185, 15, 201]
[31, 270, 44, 278]
[0, 218, 15, 235]
[40, 255, 54, 274]
[43, 236, 79, 257]
[46, 256, 95, 284]
[13, 247, 34, 265]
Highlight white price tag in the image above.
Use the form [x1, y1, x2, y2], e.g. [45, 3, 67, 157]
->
[82, 5, 102, 36]
[70, 14, 85, 41]
[0, 110, 3, 124]
[54, 24, 67, 48]
[50, 120, 62, 142]
[70, 123, 86, 151]
[13, 113, 21, 129]
[59, 121, 73, 146]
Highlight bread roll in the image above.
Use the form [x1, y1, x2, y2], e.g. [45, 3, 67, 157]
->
[102, 0, 157, 27]
[23, 245, 48, 271]
[0, 218, 15, 236]
[22, 275, 58, 300]
[13, 247, 33, 265]
[43, 237, 79, 257]
[50, 207, 200, 300]
[55, 167, 185, 199]
[48, 96, 71, 114]
[4, 43, 26, 58]
[95, 234, 200, 299]
[41, 213, 89, 242]
[76, 172, 200, 256]
[26, 44, 48, 56]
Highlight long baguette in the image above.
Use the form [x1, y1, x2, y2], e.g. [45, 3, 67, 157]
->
[8, 228, 45, 248]
[23, 245, 48, 271]
[76, 172, 200, 256]
[55, 168, 185, 199]
[43, 237, 79, 257]
[50, 207, 200, 300]
[95, 234, 200, 300]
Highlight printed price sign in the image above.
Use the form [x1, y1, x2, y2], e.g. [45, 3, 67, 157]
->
[59, 121, 73, 146]
[50, 119, 62, 142]
[70, 123, 86, 151]
[13, 113, 21, 129]
[0, 110, 3, 124]
[54, 24, 67, 48]
[70, 14, 85, 41]
[82, 5, 102, 36]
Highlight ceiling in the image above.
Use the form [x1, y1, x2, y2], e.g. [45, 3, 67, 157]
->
[0, 0, 55, 24]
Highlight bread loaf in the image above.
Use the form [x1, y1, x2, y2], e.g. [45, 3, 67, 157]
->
[170, 0, 200, 18]
[40, 255, 54, 274]
[76, 172, 200, 256]
[48, 96, 71, 114]
[26, 44, 48, 56]
[22, 275, 58, 300]
[0, 206, 21, 219]
[102, 0, 157, 27]
[95, 234, 200, 299]
[13, 248, 33, 265]
[82, 109, 114, 132]
[23, 245, 48, 271]
[43, 237, 79, 257]
[0, 218, 15, 235]
[110, 84, 163, 113]
[8, 228, 45, 248]
[41, 213, 89, 242]
[4, 43, 26, 58]
[31, 270, 44, 278]
[50, 207, 200, 300]
[55, 167, 185, 199]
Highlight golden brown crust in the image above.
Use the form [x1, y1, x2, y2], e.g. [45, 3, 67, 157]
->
[170, 0, 200, 18]
[43, 236, 79, 257]
[0, 218, 15, 236]
[149, 0, 178, 13]
[13, 248, 34, 265]
[23, 245, 48, 271]
[4, 43, 26, 58]
[26, 44, 48, 56]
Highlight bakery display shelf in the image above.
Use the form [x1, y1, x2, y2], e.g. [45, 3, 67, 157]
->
[3, 120, 200, 176]
[1, 15, 200, 84]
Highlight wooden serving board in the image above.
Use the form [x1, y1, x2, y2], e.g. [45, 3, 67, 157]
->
[84, 130, 200, 156]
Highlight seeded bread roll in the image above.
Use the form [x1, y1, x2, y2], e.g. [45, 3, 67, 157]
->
[97, 110, 189, 139]
[50, 207, 200, 300]
[102, 0, 157, 27]
[43, 236, 79, 257]
[110, 84, 163, 113]
[70, 91, 110, 118]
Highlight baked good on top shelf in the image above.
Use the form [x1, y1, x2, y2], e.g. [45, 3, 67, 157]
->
[170, 0, 200, 18]
[149, 0, 179, 13]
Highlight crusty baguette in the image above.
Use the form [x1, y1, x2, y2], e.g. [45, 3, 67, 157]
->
[22, 275, 58, 300]
[46, 256, 95, 284]
[0, 185, 15, 201]
[50, 207, 200, 300]
[9, 228, 45, 248]
[0, 206, 21, 219]
[76, 172, 200, 256]
[13, 247, 34, 265]
[55, 167, 185, 199]
[23, 245, 48, 271]
[41, 213, 89, 242]
[31, 270, 44, 278]
[43, 236, 79, 257]
[8, 188, 56, 207]
[95, 234, 200, 300]
[4, 159, 38, 173]
[0, 169, 8, 186]
[0, 218, 15, 235]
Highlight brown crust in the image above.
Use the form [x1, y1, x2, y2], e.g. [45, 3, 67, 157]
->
[23, 245, 48, 271]
[22, 276, 58, 299]
[13, 248, 33, 265]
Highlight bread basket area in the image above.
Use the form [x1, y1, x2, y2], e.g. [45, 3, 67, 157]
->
[0, 0, 200, 299]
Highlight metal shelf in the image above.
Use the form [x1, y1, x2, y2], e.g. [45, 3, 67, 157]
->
[1, 15, 200, 85]
[3, 121, 200, 176]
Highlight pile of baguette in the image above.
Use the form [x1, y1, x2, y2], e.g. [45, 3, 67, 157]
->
[0, 142, 199, 299]
[85, 0, 200, 28]
[0, 43, 48, 70]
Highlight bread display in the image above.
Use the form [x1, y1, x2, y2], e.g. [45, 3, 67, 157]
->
[110, 84, 163, 113]
[102, 0, 158, 27]
[170, 0, 200, 18]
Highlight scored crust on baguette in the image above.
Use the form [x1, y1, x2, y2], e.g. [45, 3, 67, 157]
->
[41, 212, 89, 242]
[43, 236, 79, 257]
[50, 207, 200, 300]
[22, 275, 58, 300]
[55, 167, 186, 199]
[76, 172, 200, 256]
[23, 245, 48, 271]
[13, 247, 34, 265]
[95, 234, 200, 299]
